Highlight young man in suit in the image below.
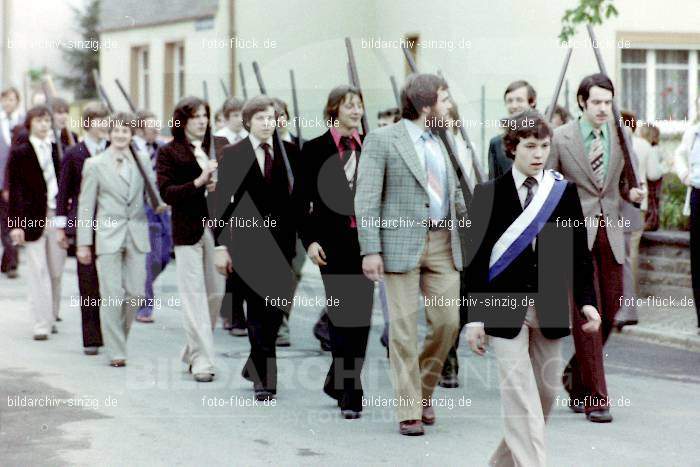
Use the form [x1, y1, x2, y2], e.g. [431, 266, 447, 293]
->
[213, 96, 249, 337]
[51, 98, 78, 150]
[7, 105, 66, 339]
[488, 81, 537, 179]
[546, 73, 644, 422]
[131, 110, 172, 324]
[298, 85, 373, 418]
[355, 73, 467, 436]
[212, 95, 299, 401]
[56, 102, 109, 355]
[215, 97, 248, 144]
[157, 97, 226, 382]
[0, 86, 23, 279]
[465, 110, 601, 467]
[76, 112, 157, 367]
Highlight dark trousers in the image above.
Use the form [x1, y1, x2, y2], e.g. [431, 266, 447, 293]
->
[690, 189, 700, 327]
[320, 243, 373, 411]
[222, 270, 247, 328]
[0, 196, 18, 273]
[77, 245, 103, 348]
[240, 266, 295, 392]
[563, 226, 622, 412]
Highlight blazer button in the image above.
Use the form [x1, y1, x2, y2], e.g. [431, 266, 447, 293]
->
[424, 203, 429, 208]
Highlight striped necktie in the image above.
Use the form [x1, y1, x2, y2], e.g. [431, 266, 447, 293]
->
[589, 128, 605, 187]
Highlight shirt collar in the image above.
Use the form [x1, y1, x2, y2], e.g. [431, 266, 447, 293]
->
[248, 133, 273, 150]
[579, 116, 608, 141]
[29, 135, 51, 149]
[330, 127, 361, 149]
[403, 118, 432, 144]
[511, 164, 544, 189]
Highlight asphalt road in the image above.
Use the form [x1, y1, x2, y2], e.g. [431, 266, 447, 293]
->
[1, 258, 698, 466]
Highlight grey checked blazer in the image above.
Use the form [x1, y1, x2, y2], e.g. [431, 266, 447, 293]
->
[354, 120, 467, 273]
[76, 147, 152, 256]
[546, 119, 633, 264]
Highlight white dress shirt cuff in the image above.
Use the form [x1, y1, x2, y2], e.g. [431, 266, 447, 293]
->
[465, 322, 484, 328]
[53, 216, 67, 229]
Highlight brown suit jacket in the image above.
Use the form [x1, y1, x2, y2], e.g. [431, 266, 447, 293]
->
[546, 119, 631, 264]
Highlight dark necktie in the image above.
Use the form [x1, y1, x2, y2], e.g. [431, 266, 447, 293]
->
[522, 176, 537, 209]
[339, 136, 353, 162]
[260, 142, 273, 183]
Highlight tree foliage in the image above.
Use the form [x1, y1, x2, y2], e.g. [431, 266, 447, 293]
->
[559, 0, 618, 43]
[60, 0, 100, 99]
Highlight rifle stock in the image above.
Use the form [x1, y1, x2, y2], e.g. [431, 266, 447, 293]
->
[545, 48, 572, 123]
[238, 63, 248, 100]
[289, 69, 303, 149]
[345, 38, 370, 136]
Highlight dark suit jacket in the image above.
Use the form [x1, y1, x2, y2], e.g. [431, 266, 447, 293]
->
[298, 130, 363, 263]
[57, 141, 93, 237]
[7, 141, 60, 241]
[464, 171, 596, 339]
[156, 135, 226, 246]
[212, 136, 300, 261]
[487, 135, 513, 180]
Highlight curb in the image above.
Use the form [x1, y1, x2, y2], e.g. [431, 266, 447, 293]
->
[620, 325, 700, 352]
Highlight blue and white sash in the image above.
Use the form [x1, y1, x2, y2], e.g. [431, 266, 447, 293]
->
[488, 170, 566, 282]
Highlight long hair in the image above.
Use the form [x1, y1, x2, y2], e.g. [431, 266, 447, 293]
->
[171, 96, 212, 149]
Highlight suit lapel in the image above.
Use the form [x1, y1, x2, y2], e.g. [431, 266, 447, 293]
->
[602, 122, 621, 190]
[393, 122, 428, 192]
[563, 122, 599, 188]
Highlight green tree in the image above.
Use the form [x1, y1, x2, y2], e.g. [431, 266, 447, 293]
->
[60, 0, 100, 99]
[559, 0, 618, 43]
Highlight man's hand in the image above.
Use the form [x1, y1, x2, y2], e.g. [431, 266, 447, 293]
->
[214, 248, 233, 275]
[56, 229, 69, 250]
[307, 242, 327, 266]
[362, 254, 384, 282]
[10, 228, 24, 246]
[155, 204, 170, 215]
[581, 305, 601, 333]
[466, 325, 487, 356]
[629, 187, 646, 204]
[1, 190, 8, 203]
[194, 160, 218, 188]
[76, 246, 92, 265]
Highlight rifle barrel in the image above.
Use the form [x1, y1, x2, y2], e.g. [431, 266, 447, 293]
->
[344, 37, 370, 135]
[545, 48, 572, 123]
[289, 69, 302, 148]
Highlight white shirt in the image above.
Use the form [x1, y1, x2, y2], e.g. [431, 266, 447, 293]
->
[29, 135, 58, 210]
[511, 165, 543, 209]
[248, 133, 274, 174]
[0, 109, 22, 145]
[466, 166, 544, 329]
[215, 126, 248, 145]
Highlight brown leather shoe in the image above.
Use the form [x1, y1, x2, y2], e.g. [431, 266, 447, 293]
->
[110, 359, 126, 367]
[422, 406, 436, 425]
[399, 420, 424, 436]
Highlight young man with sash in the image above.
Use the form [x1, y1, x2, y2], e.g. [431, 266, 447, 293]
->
[465, 110, 601, 467]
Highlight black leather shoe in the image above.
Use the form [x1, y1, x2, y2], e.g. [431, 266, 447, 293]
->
[341, 409, 361, 419]
[568, 398, 585, 413]
[439, 373, 459, 388]
[586, 409, 613, 423]
[255, 389, 275, 401]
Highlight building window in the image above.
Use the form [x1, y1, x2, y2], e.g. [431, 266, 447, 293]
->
[621, 49, 647, 121]
[130, 46, 150, 109]
[620, 47, 698, 122]
[163, 41, 185, 125]
[175, 43, 185, 100]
